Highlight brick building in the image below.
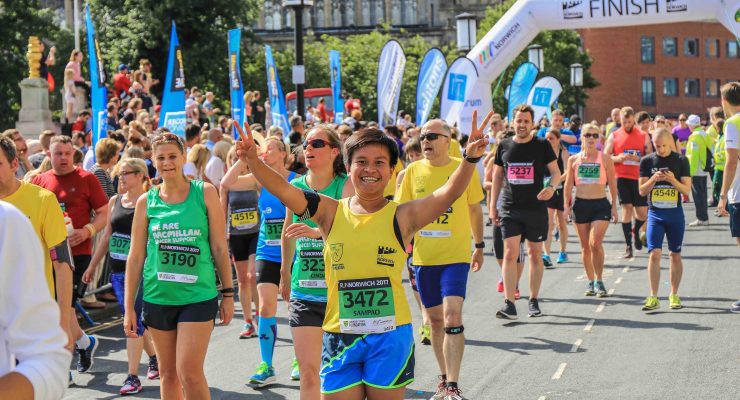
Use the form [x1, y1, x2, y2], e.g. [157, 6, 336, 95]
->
[580, 22, 739, 122]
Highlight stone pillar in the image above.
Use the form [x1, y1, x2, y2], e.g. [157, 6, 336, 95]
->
[16, 78, 57, 138]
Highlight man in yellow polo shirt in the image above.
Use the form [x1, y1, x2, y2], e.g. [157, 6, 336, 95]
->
[0, 137, 72, 349]
[396, 119, 484, 400]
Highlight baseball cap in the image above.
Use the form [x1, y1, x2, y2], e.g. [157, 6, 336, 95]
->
[686, 114, 701, 126]
[118, 64, 128, 71]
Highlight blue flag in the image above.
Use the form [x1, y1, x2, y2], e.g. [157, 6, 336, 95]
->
[415, 48, 447, 126]
[84, 4, 107, 159]
[158, 22, 187, 137]
[228, 29, 245, 139]
[329, 50, 343, 123]
[507, 62, 539, 122]
[265, 45, 290, 135]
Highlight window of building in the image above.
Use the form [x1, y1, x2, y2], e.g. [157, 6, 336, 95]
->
[728, 41, 739, 58]
[685, 79, 700, 97]
[705, 38, 720, 58]
[684, 38, 699, 57]
[663, 37, 678, 56]
[663, 78, 678, 97]
[706, 79, 721, 97]
[641, 77, 656, 106]
[641, 36, 655, 63]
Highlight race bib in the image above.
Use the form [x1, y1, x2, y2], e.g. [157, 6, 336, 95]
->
[231, 208, 258, 230]
[296, 239, 326, 288]
[577, 163, 601, 185]
[507, 162, 534, 185]
[651, 186, 678, 209]
[623, 150, 641, 166]
[420, 207, 452, 237]
[264, 218, 284, 246]
[338, 277, 396, 334]
[156, 243, 200, 283]
[109, 233, 131, 261]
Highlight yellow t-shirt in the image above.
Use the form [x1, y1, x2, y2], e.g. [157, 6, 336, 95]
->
[395, 158, 484, 266]
[3, 181, 68, 297]
[449, 138, 463, 158]
[323, 199, 411, 334]
[383, 159, 404, 198]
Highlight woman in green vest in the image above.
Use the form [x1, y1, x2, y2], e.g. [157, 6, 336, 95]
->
[712, 120, 726, 208]
[280, 125, 353, 398]
[124, 133, 234, 399]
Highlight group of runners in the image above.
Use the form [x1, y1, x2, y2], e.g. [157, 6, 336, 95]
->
[1, 79, 739, 400]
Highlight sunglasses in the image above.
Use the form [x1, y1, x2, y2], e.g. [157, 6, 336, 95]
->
[119, 170, 139, 177]
[419, 133, 448, 142]
[302, 139, 329, 149]
[582, 133, 599, 139]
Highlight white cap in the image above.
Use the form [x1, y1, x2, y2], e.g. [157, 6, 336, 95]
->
[686, 114, 701, 127]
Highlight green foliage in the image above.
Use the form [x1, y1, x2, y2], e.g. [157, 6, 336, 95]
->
[0, 0, 73, 130]
[478, 0, 598, 117]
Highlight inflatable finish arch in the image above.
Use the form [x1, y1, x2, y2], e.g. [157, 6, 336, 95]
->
[464, 0, 740, 119]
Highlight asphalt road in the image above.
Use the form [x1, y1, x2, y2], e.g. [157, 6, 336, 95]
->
[64, 203, 740, 400]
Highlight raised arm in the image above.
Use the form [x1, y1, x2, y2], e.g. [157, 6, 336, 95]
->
[396, 111, 493, 244]
[221, 158, 258, 191]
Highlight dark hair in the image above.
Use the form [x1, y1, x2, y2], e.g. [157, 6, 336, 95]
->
[343, 128, 399, 168]
[0, 137, 17, 162]
[635, 111, 651, 124]
[459, 134, 469, 148]
[78, 110, 91, 118]
[108, 131, 126, 146]
[721, 82, 740, 106]
[384, 125, 401, 139]
[185, 124, 201, 142]
[512, 104, 535, 120]
[290, 115, 303, 129]
[307, 124, 345, 176]
[404, 135, 421, 157]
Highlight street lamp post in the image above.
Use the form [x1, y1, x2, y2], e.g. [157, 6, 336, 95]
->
[570, 63, 584, 119]
[455, 13, 477, 53]
[528, 44, 544, 72]
[283, 0, 313, 119]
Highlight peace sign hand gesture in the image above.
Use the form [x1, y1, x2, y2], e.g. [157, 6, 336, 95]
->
[465, 110, 494, 160]
[234, 122, 259, 163]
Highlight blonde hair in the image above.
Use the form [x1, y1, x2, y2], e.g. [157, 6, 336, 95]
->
[117, 158, 151, 191]
[581, 123, 599, 135]
[212, 141, 231, 163]
[187, 144, 210, 178]
[652, 127, 673, 144]
[24, 157, 51, 181]
[64, 68, 75, 84]
[265, 136, 289, 164]
[95, 138, 121, 164]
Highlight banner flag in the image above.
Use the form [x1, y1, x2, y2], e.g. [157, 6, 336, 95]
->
[228, 28, 245, 139]
[506, 62, 539, 122]
[376, 40, 406, 129]
[526, 76, 563, 124]
[265, 45, 290, 135]
[84, 4, 107, 157]
[158, 22, 187, 137]
[440, 57, 478, 128]
[329, 50, 343, 123]
[415, 48, 447, 126]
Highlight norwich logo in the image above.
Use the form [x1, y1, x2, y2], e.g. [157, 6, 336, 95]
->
[330, 243, 344, 263]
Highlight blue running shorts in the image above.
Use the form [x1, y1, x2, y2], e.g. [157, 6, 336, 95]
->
[414, 263, 470, 308]
[646, 208, 685, 253]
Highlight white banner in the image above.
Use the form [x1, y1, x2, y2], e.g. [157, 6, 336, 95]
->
[526, 76, 563, 124]
[377, 40, 406, 129]
[458, 83, 493, 137]
[440, 57, 479, 129]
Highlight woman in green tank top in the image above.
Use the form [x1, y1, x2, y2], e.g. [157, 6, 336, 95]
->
[280, 125, 353, 398]
[124, 133, 234, 399]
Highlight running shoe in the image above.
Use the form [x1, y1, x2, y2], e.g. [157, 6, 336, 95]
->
[688, 220, 709, 227]
[584, 281, 596, 296]
[595, 281, 608, 298]
[420, 324, 431, 345]
[641, 296, 660, 311]
[240, 321, 256, 339]
[146, 355, 159, 380]
[249, 362, 276, 387]
[120, 374, 142, 395]
[76, 335, 99, 373]
[496, 278, 504, 293]
[543, 254, 553, 268]
[514, 287, 521, 300]
[444, 386, 465, 400]
[623, 246, 633, 259]
[639, 231, 647, 247]
[556, 252, 568, 264]
[731, 300, 740, 313]
[496, 299, 518, 320]
[430, 376, 447, 400]
[290, 358, 300, 381]
[669, 294, 683, 309]
[528, 298, 542, 317]
[634, 231, 643, 251]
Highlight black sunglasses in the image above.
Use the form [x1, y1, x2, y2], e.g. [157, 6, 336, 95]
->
[582, 133, 599, 139]
[419, 132, 448, 142]
[302, 139, 329, 149]
[119, 170, 139, 177]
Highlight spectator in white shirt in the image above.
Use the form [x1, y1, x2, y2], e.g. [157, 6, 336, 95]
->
[205, 141, 230, 190]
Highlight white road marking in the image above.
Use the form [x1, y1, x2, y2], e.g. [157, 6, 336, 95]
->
[615, 277, 623, 285]
[551, 363, 568, 380]
[608, 288, 616, 296]
[623, 266, 630, 273]
[570, 338, 583, 353]
[537, 396, 547, 400]
[595, 302, 606, 313]
[584, 319, 595, 332]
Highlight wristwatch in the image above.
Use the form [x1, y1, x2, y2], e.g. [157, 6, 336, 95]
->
[474, 241, 485, 249]
[220, 287, 235, 294]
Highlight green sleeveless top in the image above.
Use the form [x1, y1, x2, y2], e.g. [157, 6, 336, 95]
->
[290, 173, 347, 302]
[144, 180, 217, 305]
